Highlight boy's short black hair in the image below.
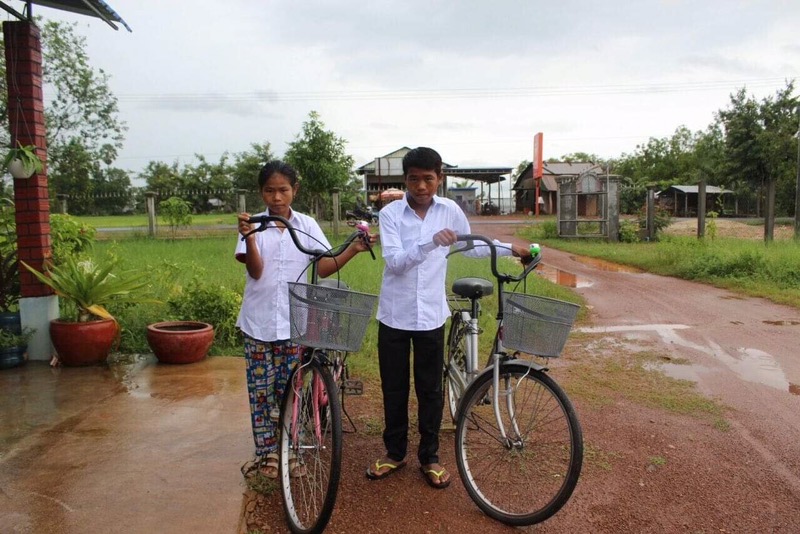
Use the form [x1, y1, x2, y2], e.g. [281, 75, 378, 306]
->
[258, 160, 299, 188]
[402, 147, 442, 176]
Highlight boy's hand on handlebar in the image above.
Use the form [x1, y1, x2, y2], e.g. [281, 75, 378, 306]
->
[511, 244, 535, 265]
[432, 228, 458, 247]
[351, 231, 379, 253]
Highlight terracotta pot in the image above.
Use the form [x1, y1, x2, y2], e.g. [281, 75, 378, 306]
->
[146, 321, 214, 364]
[50, 318, 118, 366]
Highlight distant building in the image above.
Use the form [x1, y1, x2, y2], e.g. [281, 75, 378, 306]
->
[355, 147, 511, 211]
[512, 162, 603, 215]
[656, 185, 735, 217]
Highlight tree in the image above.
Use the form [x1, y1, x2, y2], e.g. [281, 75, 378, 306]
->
[285, 111, 354, 219]
[717, 82, 798, 241]
[0, 19, 126, 202]
[159, 197, 192, 239]
[230, 142, 274, 212]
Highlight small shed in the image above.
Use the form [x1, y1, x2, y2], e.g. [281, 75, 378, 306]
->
[513, 162, 603, 215]
[657, 185, 734, 217]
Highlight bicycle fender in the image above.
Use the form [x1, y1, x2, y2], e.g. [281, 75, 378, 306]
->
[471, 358, 548, 384]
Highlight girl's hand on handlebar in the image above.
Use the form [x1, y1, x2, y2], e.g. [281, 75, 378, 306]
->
[238, 212, 254, 238]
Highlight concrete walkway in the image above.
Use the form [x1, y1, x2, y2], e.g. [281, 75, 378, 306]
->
[0, 355, 252, 533]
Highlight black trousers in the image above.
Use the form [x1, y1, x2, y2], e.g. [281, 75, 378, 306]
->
[377, 321, 445, 465]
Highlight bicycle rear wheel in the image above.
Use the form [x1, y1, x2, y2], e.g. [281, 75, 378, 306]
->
[443, 312, 468, 423]
[454, 362, 582, 526]
[280, 359, 342, 534]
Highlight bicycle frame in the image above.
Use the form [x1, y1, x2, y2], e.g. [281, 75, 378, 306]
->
[448, 235, 541, 441]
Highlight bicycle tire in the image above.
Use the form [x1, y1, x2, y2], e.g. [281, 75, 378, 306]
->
[454, 362, 582, 526]
[443, 312, 469, 423]
[279, 359, 343, 534]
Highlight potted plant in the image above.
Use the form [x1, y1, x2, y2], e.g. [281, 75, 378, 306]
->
[21, 255, 156, 366]
[0, 327, 33, 369]
[3, 142, 44, 179]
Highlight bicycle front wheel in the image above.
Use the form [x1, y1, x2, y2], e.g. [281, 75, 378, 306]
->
[280, 359, 343, 534]
[443, 312, 469, 423]
[454, 362, 582, 526]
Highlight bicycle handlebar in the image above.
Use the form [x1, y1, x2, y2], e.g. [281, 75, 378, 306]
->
[242, 214, 375, 260]
[451, 234, 542, 284]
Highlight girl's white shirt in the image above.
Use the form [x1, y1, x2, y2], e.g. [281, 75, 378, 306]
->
[235, 209, 331, 342]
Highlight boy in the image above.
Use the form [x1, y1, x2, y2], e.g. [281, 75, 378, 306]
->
[366, 147, 532, 489]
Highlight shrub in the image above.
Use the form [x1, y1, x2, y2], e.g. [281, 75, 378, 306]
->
[167, 277, 242, 348]
[540, 220, 558, 239]
[159, 197, 193, 238]
[50, 214, 95, 263]
[619, 220, 640, 243]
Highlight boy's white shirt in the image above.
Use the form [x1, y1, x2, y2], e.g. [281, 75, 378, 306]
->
[235, 209, 331, 342]
[377, 194, 512, 331]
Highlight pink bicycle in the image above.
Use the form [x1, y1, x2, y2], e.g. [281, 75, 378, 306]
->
[243, 216, 376, 534]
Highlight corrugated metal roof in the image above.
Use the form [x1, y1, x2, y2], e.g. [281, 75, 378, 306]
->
[28, 0, 131, 31]
[660, 185, 733, 195]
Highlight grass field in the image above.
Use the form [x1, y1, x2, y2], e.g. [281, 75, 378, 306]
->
[95, 234, 581, 379]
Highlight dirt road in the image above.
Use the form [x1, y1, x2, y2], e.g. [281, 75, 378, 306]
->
[244, 219, 800, 533]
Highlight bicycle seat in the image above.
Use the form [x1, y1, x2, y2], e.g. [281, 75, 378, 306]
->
[452, 277, 494, 299]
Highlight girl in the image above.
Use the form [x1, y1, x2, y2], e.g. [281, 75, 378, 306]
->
[236, 160, 373, 478]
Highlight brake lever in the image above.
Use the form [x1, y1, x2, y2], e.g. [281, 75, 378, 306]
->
[446, 239, 475, 258]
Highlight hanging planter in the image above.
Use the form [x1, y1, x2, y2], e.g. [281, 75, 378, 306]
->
[3, 142, 44, 179]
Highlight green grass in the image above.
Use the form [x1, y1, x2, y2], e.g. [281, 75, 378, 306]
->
[519, 227, 800, 309]
[76, 213, 238, 228]
[94, 234, 584, 371]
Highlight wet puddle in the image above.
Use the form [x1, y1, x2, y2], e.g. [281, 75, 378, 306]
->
[570, 256, 643, 273]
[537, 263, 593, 288]
[584, 324, 799, 396]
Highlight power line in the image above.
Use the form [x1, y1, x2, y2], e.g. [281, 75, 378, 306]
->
[102, 77, 796, 104]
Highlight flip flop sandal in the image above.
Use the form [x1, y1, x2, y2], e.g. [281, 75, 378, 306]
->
[366, 458, 407, 480]
[420, 466, 451, 489]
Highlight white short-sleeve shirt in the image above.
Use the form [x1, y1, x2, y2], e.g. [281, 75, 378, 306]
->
[235, 209, 332, 342]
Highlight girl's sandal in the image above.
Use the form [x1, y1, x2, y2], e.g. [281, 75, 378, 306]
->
[260, 453, 279, 479]
[288, 452, 307, 478]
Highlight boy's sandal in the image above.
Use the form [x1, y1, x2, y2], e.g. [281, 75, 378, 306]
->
[420, 465, 451, 489]
[366, 458, 407, 480]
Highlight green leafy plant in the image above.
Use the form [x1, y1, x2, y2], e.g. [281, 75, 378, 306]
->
[167, 277, 241, 347]
[0, 198, 20, 312]
[50, 214, 96, 264]
[3, 142, 44, 178]
[159, 196, 193, 239]
[0, 327, 34, 349]
[21, 255, 157, 322]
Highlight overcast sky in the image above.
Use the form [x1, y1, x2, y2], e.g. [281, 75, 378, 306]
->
[23, 0, 800, 186]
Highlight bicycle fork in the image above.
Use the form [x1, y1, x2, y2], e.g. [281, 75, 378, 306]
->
[491, 338, 525, 449]
[290, 365, 327, 452]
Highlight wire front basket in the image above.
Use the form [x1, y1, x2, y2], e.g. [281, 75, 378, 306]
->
[502, 292, 580, 358]
[288, 282, 377, 352]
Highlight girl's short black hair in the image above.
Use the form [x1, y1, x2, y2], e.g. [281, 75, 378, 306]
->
[258, 160, 299, 188]
[402, 147, 442, 176]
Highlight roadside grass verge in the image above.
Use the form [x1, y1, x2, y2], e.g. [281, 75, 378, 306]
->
[559, 334, 727, 425]
[518, 226, 800, 309]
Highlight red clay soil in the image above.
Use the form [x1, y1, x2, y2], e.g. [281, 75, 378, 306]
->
[242, 216, 800, 533]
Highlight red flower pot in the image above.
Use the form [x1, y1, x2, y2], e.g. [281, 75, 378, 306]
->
[50, 318, 118, 366]
[146, 321, 214, 364]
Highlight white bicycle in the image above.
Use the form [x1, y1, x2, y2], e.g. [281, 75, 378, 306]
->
[443, 235, 583, 526]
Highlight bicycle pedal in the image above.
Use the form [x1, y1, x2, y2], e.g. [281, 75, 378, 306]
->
[343, 379, 364, 395]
